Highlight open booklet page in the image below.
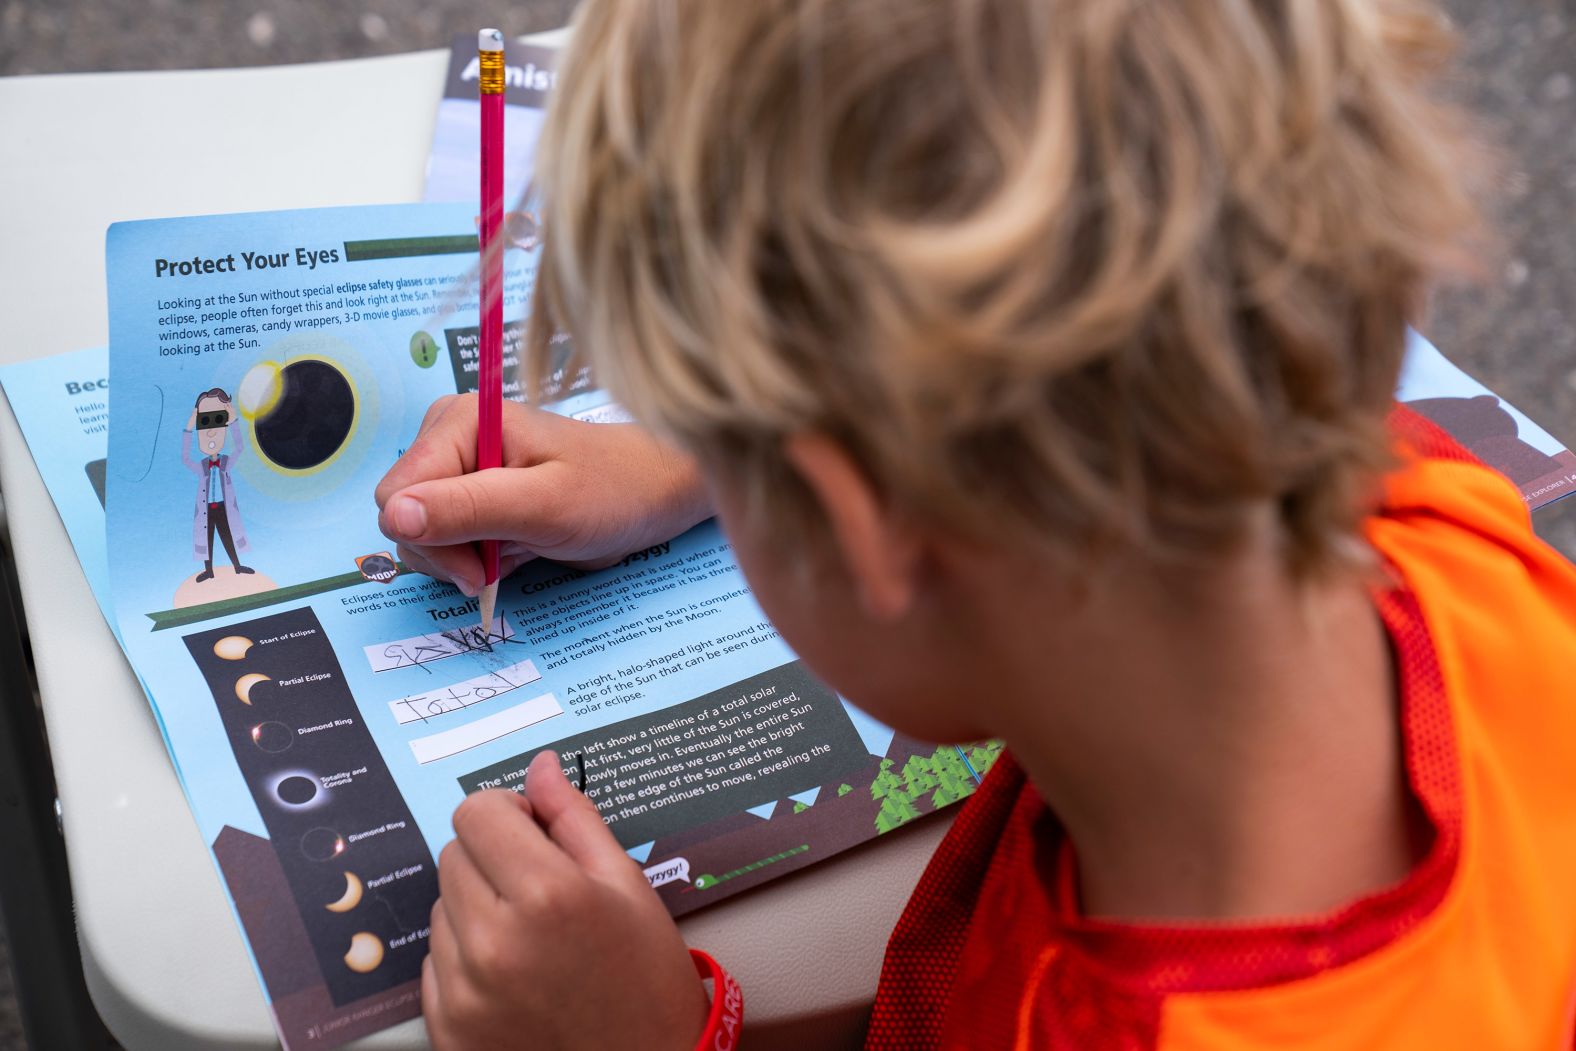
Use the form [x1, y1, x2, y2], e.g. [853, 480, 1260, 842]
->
[103, 201, 995, 1049]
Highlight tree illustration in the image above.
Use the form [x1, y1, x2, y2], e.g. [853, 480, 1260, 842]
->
[929, 747, 976, 808]
[870, 757, 903, 800]
[901, 754, 939, 795]
[875, 792, 922, 833]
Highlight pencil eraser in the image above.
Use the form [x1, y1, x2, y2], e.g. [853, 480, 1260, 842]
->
[479, 29, 504, 51]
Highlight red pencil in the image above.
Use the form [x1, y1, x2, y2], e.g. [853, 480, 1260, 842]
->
[477, 28, 505, 636]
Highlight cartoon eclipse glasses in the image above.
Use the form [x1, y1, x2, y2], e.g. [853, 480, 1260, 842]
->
[196, 409, 231, 428]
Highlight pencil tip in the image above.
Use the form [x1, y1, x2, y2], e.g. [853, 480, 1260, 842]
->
[478, 581, 499, 638]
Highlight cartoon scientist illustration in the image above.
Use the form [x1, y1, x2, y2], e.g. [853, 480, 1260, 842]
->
[183, 388, 256, 581]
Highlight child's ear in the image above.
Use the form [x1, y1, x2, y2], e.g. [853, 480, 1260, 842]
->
[783, 433, 920, 622]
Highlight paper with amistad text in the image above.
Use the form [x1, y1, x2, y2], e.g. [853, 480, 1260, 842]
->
[423, 33, 556, 207]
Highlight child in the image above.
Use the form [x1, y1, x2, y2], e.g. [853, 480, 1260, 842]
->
[375, 1, 1576, 1047]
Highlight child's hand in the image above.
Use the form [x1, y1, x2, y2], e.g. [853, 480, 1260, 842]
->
[374, 395, 711, 595]
[424, 752, 709, 1051]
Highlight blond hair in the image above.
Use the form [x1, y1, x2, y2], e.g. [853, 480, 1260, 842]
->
[528, 0, 1484, 576]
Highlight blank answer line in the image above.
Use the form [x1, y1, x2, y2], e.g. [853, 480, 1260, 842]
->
[408, 693, 564, 765]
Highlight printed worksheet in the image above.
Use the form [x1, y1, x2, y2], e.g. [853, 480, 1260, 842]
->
[423, 33, 556, 206]
[104, 202, 995, 1049]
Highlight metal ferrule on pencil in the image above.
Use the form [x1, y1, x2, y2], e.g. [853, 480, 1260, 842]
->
[478, 48, 505, 94]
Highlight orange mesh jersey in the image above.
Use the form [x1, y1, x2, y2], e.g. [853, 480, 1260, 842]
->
[866, 408, 1576, 1050]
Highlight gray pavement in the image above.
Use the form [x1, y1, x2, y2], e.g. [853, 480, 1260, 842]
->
[1432, 0, 1576, 558]
[0, 1, 1572, 1048]
[0, 0, 578, 74]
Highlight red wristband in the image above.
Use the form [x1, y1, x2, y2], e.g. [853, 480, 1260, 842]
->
[690, 948, 743, 1051]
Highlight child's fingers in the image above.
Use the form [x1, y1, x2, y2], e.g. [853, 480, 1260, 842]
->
[419, 956, 446, 1047]
[424, 899, 465, 1032]
[376, 397, 566, 511]
[427, 896, 462, 980]
[393, 537, 535, 598]
[393, 543, 483, 597]
[436, 838, 502, 931]
[424, 898, 489, 1051]
[498, 544, 538, 578]
[374, 397, 476, 510]
[449, 788, 573, 897]
[524, 751, 645, 889]
[416, 393, 465, 439]
[379, 465, 574, 550]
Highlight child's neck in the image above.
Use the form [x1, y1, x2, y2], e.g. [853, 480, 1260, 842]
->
[973, 536, 1423, 922]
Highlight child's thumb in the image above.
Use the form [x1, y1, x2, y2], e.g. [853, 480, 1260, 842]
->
[379, 467, 563, 548]
[524, 751, 646, 890]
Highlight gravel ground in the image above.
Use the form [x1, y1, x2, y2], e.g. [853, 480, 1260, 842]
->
[0, 1, 1572, 1048]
